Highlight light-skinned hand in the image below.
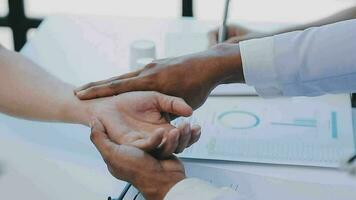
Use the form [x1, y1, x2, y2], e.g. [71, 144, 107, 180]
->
[88, 91, 201, 157]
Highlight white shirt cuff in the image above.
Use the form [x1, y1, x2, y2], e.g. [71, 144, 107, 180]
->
[240, 37, 283, 97]
[164, 178, 239, 200]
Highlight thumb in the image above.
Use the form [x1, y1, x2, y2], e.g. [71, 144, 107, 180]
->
[156, 93, 193, 117]
[90, 118, 116, 161]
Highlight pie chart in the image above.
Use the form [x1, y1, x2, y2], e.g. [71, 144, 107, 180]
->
[217, 110, 260, 129]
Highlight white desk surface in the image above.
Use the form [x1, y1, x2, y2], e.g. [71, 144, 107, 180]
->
[0, 15, 355, 200]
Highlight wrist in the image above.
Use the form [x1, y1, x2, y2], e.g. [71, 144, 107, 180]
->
[209, 43, 245, 85]
[60, 91, 94, 126]
[141, 173, 186, 200]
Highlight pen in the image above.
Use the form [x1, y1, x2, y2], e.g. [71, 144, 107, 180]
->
[218, 0, 231, 43]
[341, 154, 356, 176]
[108, 183, 132, 200]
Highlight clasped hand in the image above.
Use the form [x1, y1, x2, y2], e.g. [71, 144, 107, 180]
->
[88, 91, 201, 158]
[87, 91, 198, 200]
[77, 44, 244, 199]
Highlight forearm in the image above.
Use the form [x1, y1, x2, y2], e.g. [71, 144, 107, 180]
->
[182, 43, 245, 87]
[211, 19, 356, 97]
[0, 46, 91, 125]
[273, 6, 356, 35]
[209, 44, 245, 85]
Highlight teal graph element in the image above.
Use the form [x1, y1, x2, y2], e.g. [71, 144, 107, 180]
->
[217, 110, 260, 129]
[331, 111, 338, 139]
[271, 118, 317, 128]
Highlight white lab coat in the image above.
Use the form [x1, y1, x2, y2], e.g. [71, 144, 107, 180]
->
[164, 19, 356, 200]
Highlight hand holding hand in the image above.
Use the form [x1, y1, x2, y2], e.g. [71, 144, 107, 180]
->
[91, 119, 185, 200]
[89, 91, 201, 157]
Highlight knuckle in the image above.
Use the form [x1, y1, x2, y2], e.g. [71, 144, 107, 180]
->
[108, 81, 119, 89]
[144, 62, 157, 70]
[137, 75, 158, 91]
[146, 74, 159, 89]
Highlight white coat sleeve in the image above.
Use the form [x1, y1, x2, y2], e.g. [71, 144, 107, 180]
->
[240, 19, 356, 97]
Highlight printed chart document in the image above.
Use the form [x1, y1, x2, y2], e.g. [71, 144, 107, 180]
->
[185, 163, 356, 200]
[174, 94, 356, 167]
[119, 163, 356, 200]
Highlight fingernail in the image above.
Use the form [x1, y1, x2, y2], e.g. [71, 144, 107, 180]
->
[193, 131, 201, 143]
[76, 91, 84, 97]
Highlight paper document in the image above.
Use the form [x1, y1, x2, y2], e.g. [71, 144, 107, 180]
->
[119, 163, 356, 200]
[185, 163, 356, 200]
[211, 83, 257, 96]
[174, 94, 355, 167]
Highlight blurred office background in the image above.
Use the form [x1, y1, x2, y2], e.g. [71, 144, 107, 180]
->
[0, 0, 355, 51]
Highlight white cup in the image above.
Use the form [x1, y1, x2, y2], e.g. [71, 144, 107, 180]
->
[134, 57, 155, 71]
[130, 40, 156, 70]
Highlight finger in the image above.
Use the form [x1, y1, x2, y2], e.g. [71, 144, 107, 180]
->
[187, 125, 201, 147]
[175, 123, 191, 154]
[115, 69, 144, 80]
[90, 118, 117, 161]
[74, 70, 142, 94]
[227, 25, 240, 38]
[76, 77, 151, 100]
[156, 94, 193, 118]
[130, 129, 164, 152]
[158, 128, 179, 158]
[224, 36, 242, 44]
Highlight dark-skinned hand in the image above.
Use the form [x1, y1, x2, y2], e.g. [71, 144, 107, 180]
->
[75, 44, 244, 111]
[91, 118, 186, 200]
